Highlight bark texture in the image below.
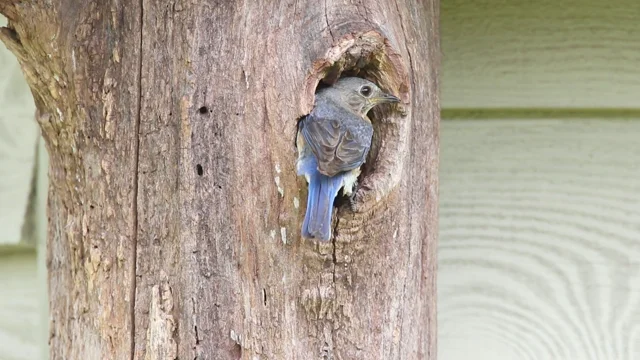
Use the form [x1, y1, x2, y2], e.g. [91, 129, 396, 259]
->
[0, 0, 439, 359]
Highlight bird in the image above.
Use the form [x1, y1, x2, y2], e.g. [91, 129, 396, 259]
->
[296, 77, 400, 241]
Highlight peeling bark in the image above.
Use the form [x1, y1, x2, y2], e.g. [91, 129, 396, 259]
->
[0, 0, 439, 359]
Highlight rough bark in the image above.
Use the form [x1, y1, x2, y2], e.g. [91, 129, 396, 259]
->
[0, 0, 439, 359]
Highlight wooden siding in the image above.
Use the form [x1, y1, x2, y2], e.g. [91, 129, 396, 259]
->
[0, 251, 39, 360]
[441, 0, 640, 109]
[439, 118, 640, 360]
[0, 15, 39, 247]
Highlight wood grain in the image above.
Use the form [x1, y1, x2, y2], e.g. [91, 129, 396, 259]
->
[0, 1, 439, 359]
[439, 118, 640, 360]
[1, 4, 142, 359]
[0, 15, 38, 246]
[133, 1, 438, 359]
[34, 135, 49, 360]
[441, 0, 640, 109]
[0, 251, 39, 360]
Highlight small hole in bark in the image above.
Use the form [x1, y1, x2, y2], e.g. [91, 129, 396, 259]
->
[196, 164, 203, 176]
[232, 343, 242, 358]
[262, 288, 267, 305]
[194, 325, 200, 345]
[198, 106, 208, 114]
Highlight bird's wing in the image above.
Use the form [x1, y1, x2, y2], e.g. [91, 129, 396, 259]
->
[301, 112, 373, 177]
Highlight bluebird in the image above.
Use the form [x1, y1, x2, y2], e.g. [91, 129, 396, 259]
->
[297, 77, 400, 241]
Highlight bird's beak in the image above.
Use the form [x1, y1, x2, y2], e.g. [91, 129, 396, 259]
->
[375, 93, 400, 104]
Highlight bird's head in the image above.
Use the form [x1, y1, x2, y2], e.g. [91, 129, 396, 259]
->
[325, 77, 400, 116]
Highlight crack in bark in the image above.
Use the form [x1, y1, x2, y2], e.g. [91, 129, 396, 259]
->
[129, 0, 144, 359]
[331, 213, 338, 282]
[323, 0, 334, 41]
[393, 0, 414, 85]
[329, 211, 339, 358]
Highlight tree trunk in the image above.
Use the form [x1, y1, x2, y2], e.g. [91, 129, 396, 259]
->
[0, 1, 439, 359]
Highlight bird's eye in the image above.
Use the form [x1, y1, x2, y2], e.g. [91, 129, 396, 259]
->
[360, 86, 372, 97]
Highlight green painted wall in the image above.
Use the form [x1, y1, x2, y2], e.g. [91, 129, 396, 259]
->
[441, 0, 640, 109]
[439, 118, 640, 359]
[0, 252, 39, 360]
[439, 1, 640, 358]
[0, 15, 39, 248]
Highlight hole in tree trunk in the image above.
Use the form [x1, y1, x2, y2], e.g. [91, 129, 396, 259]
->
[301, 30, 410, 212]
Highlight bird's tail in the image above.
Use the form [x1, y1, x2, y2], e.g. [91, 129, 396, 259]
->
[302, 169, 343, 241]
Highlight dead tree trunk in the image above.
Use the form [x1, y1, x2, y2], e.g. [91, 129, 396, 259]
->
[0, 1, 439, 359]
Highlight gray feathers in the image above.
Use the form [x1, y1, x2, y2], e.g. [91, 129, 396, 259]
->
[300, 104, 373, 177]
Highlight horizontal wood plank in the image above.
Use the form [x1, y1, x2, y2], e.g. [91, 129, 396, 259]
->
[439, 118, 640, 360]
[441, 0, 640, 109]
[0, 252, 39, 360]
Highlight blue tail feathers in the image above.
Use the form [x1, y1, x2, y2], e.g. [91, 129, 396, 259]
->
[301, 169, 344, 241]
